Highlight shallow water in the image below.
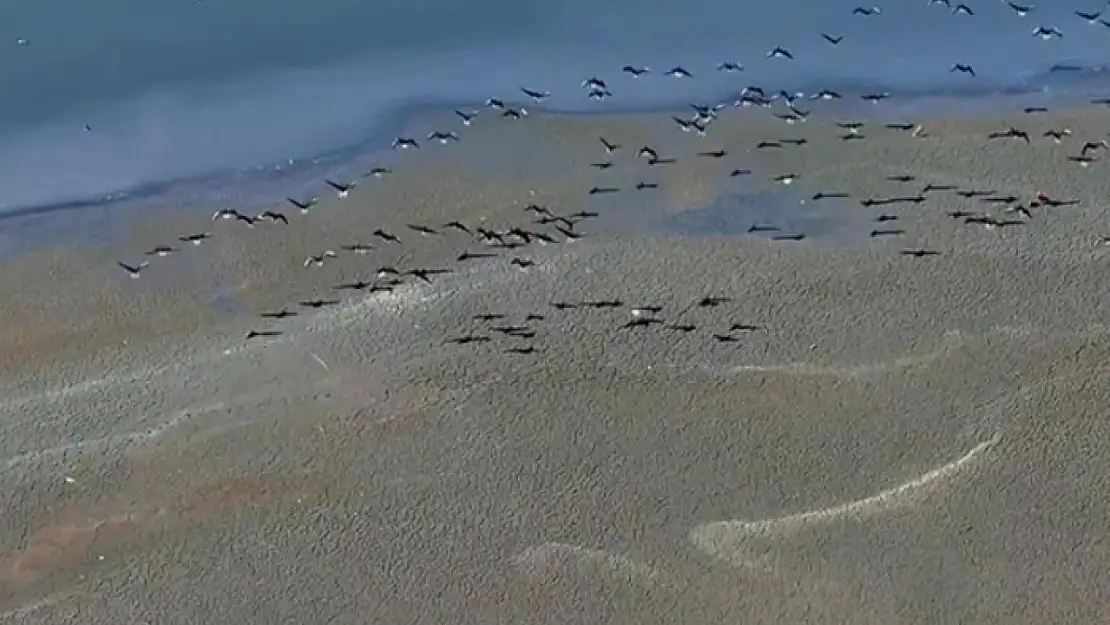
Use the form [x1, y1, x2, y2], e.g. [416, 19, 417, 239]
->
[3, 0, 1110, 216]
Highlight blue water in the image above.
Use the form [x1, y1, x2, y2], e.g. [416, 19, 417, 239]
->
[1, 0, 1110, 215]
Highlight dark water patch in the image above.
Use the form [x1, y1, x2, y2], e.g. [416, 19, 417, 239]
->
[583, 180, 870, 247]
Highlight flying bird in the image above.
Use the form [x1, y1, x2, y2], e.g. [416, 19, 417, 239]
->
[117, 261, 149, 279]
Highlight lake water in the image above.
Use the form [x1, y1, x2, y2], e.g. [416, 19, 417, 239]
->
[1, 0, 1109, 216]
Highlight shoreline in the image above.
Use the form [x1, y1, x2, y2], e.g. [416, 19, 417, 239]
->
[4, 60, 1110, 233]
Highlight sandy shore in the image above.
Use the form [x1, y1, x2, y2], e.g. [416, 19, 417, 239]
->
[2, 102, 1110, 624]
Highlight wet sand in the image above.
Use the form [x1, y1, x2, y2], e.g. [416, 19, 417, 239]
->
[2, 103, 1110, 624]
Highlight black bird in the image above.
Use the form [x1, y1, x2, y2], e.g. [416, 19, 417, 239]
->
[900, 249, 941, 257]
[766, 47, 794, 60]
[987, 127, 1030, 143]
[406, 268, 452, 283]
[887, 174, 916, 182]
[505, 346, 539, 355]
[257, 210, 288, 224]
[728, 323, 761, 332]
[333, 280, 378, 291]
[822, 33, 843, 45]
[588, 186, 619, 195]
[951, 4, 973, 15]
[1006, 2, 1032, 16]
[144, 246, 175, 257]
[1032, 26, 1063, 39]
[212, 208, 244, 221]
[717, 61, 744, 72]
[582, 300, 624, 309]
[178, 233, 212, 246]
[637, 181, 659, 189]
[458, 251, 498, 261]
[811, 89, 842, 101]
[455, 109, 479, 125]
[525, 314, 545, 322]
[956, 189, 995, 198]
[1076, 9, 1102, 23]
[748, 224, 781, 233]
[325, 179, 356, 198]
[637, 146, 660, 160]
[1024, 106, 1049, 114]
[474, 313, 506, 322]
[622, 318, 664, 329]
[840, 133, 866, 141]
[392, 137, 420, 149]
[885, 123, 918, 133]
[260, 309, 297, 319]
[446, 334, 492, 345]
[427, 131, 460, 144]
[698, 149, 728, 158]
[950, 64, 975, 76]
[667, 67, 693, 78]
[1080, 140, 1109, 156]
[364, 167, 393, 178]
[340, 243, 374, 255]
[870, 228, 905, 237]
[812, 191, 849, 200]
[757, 140, 782, 149]
[781, 138, 808, 146]
[245, 330, 283, 340]
[298, 299, 340, 308]
[520, 87, 551, 102]
[771, 233, 806, 241]
[117, 261, 149, 279]
[567, 211, 599, 220]
[599, 136, 620, 153]
[852, 6, 881, 15]
[485, 97, 505, 109]
[407, 224, 439, 236]
[590, 161, 614, 169]
[551, 302, 578, 310]
[730, 169, 752, 177]
[555, 225, 583, 241]
[581, 77, 608, 90]
[922, 184, 958, 193]
[862, 93, 890, 103]
[235, 213, 258, 228]
[510, 258, 535, 269]
[1044, 129, 1072, 142]
[622, 65, 651, 77]
[698, 296, 731, 307]
[648, 156, 677, 166]
[875, 214, 898, 222]
[444, 220, 472, 234]
[286, 197, 317, 213]
[712, 334, 741, 343]
[837, 121, 865, 132]
[665, 324, 697, 332]
[373, 229, 401, 244]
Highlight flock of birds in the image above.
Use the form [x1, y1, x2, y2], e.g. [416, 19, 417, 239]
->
[114, 1, 1109, 355]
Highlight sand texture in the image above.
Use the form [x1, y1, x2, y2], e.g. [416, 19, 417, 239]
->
[1, 103, 1110, 624]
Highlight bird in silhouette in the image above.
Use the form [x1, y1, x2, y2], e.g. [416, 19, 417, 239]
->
[178, 233, 211, 246]
[325, 179, 356, 198]
[988, 127, 1030, 143]
[144, 246, 174, 257]
[245, 330, 283, 340]
[950, 63, 975, 76]
[260, 310, 297, 319]
[373, 229, 401, 244]
[822, 33, 843, 45]
[299, 299, 340, 308]
[117, 261, 149, 279]
[901, 249, 941, 257]
[257, 210, 288, 225]
[446, 334, 491, 345]
[286, 197, 317, 214]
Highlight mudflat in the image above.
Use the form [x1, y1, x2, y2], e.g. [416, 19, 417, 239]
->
[1, 104, 1109, 624]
